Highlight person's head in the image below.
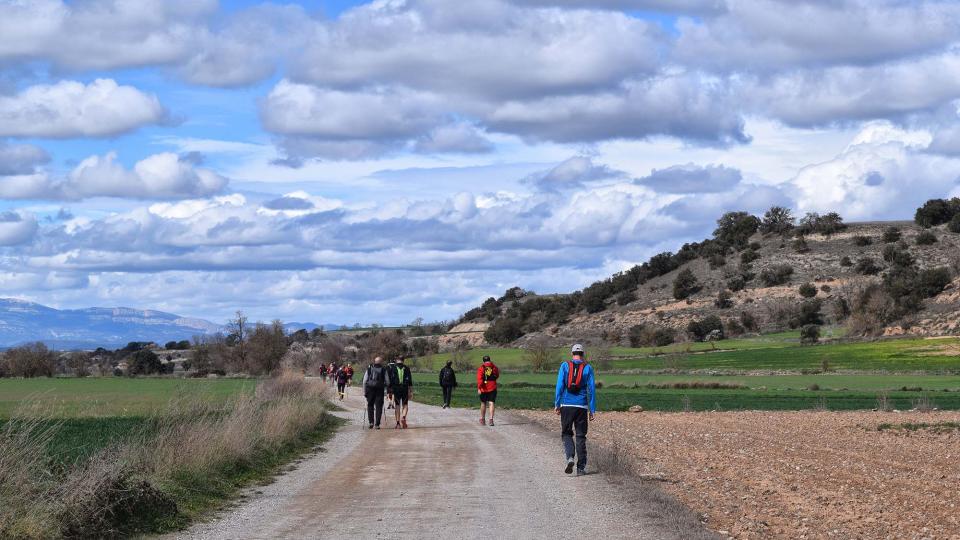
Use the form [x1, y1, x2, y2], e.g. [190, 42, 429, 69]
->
[374, 356, 382, 365]
[482, 355, 491, 364]
[445, 361, 452, 368]
[397, 356, 405, 364]
[571, 343, 585, 359]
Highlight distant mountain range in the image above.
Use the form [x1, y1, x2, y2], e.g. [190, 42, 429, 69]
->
[0, 299, 337, 349]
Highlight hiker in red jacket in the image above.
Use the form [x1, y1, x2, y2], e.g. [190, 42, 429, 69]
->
[477, 355, 499, 426]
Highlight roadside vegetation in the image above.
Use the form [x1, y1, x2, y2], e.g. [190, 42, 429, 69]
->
[0, 373, 336, 539]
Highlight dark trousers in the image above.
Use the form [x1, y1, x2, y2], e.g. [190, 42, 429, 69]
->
[441, 385, 454, 407]
[560, 406, 589, 470]
[366, 391, 384, 426]
[337, 382, 346, 394]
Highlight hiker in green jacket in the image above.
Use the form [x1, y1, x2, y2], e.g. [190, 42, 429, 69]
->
[388, 356, 414, 429]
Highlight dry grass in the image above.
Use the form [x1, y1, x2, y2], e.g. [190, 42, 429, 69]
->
[0, 371, 332, 539]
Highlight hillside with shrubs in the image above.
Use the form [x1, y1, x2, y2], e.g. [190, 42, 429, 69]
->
[457, 199, 960, 349]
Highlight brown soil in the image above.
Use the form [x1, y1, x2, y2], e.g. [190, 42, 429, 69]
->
[520, 410, 960, 539]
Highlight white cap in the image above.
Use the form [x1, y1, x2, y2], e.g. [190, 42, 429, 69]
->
[571, 343, 584, 354]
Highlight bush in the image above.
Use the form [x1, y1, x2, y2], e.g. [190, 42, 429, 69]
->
[128, 349, 162, 376]
[760, 206, 795, 235]
[798, 282, 818, 298]
[950, 213, 960, 234]
[739, 310, 758, 331]
[715, 289, 734, 309]
[714, 211, 760, 249]
[582, 289, 607, 314]
[800, 324, 821, 344]
[687, 315, 724, 341]
[740, 249, 760, 264]
[840, 256, 853, 267]
[852, 234, 872, 246]
[916, 230, 938, 245]
[882, 226, 902, 243]
[628, 324, 674, 347]
[914, 198, 960, 228]
[726, 275, 746, 292]
[790, 299, 824, 328]
[760, 264, 794, 286]
[672, 268, 701, 300]
[792, 236, 810, 253]
[615, 290, 636, 306]
[882, 243, 913, 266]
[523, 338, 559, 372]
[484, 317, 524, 345]
[708, 253, 726, 269]
[854, 257, 881, 275]
[797, 212, 846, 236]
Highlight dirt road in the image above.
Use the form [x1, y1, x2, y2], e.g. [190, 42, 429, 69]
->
[171, 388, 695, 539]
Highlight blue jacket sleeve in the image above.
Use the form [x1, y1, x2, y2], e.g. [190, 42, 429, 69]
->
[554, 362, 566, 408]
[588, 365, 597, 414]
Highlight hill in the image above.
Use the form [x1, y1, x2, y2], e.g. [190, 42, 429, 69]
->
[455, 204, 960, 348]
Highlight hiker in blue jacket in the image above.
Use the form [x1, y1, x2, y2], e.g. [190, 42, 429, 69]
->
[554, 343, 596, 476]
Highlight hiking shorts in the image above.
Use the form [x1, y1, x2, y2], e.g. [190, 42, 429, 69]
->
[479, 390, 497, 403]
[392, 387, 409, 406]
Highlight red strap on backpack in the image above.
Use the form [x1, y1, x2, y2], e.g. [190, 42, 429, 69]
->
[567, 361, 584, 389]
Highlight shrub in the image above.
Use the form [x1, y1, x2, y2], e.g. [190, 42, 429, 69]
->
[840, 256, 853, 267]
[628, 324, 675, 347]
[739, 311, 758, 331]
[0, 343, 56, 378]
[792, 236, 810, 253]
[882, 243, 913, 266]
[740, 249, 760, 264]
[882, 226, 902, 243]
[914, 198, 960, 228]
[582, 289, 607, 314]
[798, 283, 818, 298]
[797, 212, 846, 236]
[715, 289, 734, 309]
[725, 318, 745, 336]
[484, 317, 524, 344]
[760, 206, 795, 235]
[950, 213, 960, 234]
[128, 349, 162, 376]
[672, 268, 701, 300]
[687, 315, 724, 341]
[759, 264, 794, 286]
[714, 211, 760, 249]
[708, 253, 726, 269]
[790, 299, 824, 328]
[916, 230, 938, 245]
[852, 234, 872, 246]
[523, 338, 559, 372]
[726, 275, 746, 292]
[615, 290, 636, 306]
[800, 324, 821, 344]
[854, 257, 881, 275]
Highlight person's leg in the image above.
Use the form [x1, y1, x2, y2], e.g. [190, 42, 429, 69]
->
[560, 407, 576, 471]
[374, 392, 384, 427]
[479, 399, 486, 424]
[488, 401, 496, 424]
[366, 393, 375, 427]
[443, 386, 452, 407]
[393, 391, 402, 425]
[574, 408, 589, 472]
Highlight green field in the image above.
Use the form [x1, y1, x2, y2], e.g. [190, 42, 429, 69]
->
[409, 332, 960, 412]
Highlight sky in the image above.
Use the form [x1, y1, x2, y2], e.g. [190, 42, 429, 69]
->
[2, 0, 960, 326]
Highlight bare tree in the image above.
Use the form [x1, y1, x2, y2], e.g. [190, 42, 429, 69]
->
[523, 336, 559, 372]
[227, 310, 248, 370]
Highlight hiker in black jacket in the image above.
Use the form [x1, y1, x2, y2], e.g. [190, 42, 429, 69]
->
[388, 356, 414, 429]
[438, 361, 457, 409]
[362, 356, 388, 429]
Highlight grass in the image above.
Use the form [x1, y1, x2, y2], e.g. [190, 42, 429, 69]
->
[412, 382, 960, 412]
[877, 421, 960, 433]
[0, 374, 337, 539]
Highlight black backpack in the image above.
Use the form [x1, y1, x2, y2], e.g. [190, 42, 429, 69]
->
[440, 367, 455, 386]
[366, 365, 385, 389]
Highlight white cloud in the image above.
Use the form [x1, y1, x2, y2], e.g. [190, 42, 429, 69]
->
[0, 79, 164, 138]
[0, 211, 38, 246]
[523, 155, 624, 192]
[0, 143, 49, 175]
[791, 121, 960, 220]
[413, 123, 494, 154]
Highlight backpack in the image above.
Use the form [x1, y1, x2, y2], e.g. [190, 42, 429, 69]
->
[366, 365, 385, 389]
[566, 361, 585, 393]
[440, 367, 455, 386]
[482, 363, 499, 382]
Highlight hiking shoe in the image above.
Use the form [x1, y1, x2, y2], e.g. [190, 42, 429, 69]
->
[375, 425, 381, 430]
[395, 422, 401, 429]
[368, 424, 374, 429]
[488, 419, 494, 426]
[479, 418, 486, 426]
[564, 458, 575, 474]
[576, 469, 586, 477]
[401, 417, 408, 429]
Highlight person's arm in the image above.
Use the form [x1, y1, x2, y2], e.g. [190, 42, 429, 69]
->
[476, 366, 483, 393]
[554, 363, 566, 412]
[438, 370, 443, 385]
[588, 365, 597, 418]
[362, 368, 369, 387]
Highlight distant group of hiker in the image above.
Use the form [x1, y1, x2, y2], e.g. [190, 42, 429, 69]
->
[319, 362, 354, 400]
[348, 343, 597, 476]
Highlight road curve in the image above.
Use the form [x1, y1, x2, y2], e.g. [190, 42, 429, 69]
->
[169, 387, 682, 540]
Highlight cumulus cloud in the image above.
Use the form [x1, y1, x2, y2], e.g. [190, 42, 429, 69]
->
[524, 156, 624, 192]
[509, 0, 724, 14]
[0, 79, 164, 138]
[0, 211, 38, 246]
[0, 152, 228, 200]
[413, 123, 494, 154]
[636, 163, 742, 193]
[791, 122, 960, 220]
[0, 143, 50, 175]
[675, 0, 960, 72]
